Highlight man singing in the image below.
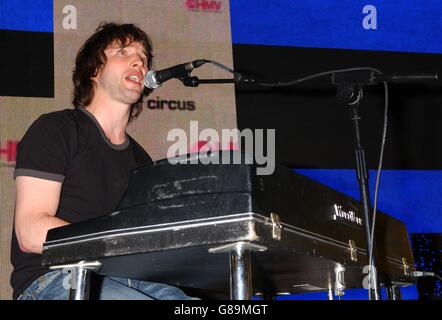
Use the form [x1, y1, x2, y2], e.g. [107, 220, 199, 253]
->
[11, 22, 195, 300]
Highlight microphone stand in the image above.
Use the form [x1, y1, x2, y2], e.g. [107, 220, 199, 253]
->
[334, 80, 381, 300]
[330, 71, 437, 300]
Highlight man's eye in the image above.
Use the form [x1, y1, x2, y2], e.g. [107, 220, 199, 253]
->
[119, 49, 127, 55]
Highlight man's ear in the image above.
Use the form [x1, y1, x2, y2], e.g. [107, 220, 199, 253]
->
[90, 66, 101, 83]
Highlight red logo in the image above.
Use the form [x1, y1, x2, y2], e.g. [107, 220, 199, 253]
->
[185, 0, 222, 12]
[0, 140, 18, 164]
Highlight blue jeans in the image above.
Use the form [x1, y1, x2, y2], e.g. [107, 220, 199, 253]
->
[18, 270, 197, 300]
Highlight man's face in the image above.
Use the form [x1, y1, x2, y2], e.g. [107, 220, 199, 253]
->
[92, 41, 149, 106]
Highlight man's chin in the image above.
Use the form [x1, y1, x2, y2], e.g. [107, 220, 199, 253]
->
[125, 92, 143, 105]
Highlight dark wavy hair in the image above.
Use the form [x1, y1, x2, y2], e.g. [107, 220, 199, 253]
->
[72, 22, 154, 123]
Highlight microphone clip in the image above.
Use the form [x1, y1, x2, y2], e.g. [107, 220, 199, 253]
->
[180, 74, 200, 87]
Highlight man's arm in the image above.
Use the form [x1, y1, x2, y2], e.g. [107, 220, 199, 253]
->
[14, 176, 70, 254]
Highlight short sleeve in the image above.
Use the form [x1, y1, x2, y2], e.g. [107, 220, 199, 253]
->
[14, 112, 77, 182]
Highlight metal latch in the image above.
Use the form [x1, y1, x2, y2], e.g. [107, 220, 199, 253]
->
[271, 213, 282, 240]
[402, 257, 410, 276]
[349, 239, 358, 262]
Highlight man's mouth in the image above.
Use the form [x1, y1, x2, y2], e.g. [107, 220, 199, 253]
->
[125, 73, 143, 87]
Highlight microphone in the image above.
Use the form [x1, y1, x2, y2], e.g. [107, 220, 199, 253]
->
[144, 59, 208, 89]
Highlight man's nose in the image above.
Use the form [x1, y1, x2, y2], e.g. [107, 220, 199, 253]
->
[132, 57, 147, 72]
[132, 58, 142, 68]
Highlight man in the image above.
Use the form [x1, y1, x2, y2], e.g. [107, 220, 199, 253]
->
[11, 22, 194, 300]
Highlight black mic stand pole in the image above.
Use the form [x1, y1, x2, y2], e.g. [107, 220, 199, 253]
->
[335, 82, 381, 300]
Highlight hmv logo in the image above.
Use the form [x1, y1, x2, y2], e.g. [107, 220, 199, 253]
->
[185, 0, 222, 12]
[0, 140, 18, 163]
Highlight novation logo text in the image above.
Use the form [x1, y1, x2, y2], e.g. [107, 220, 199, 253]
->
[333, 204, 363, 226]
[185, 0, 222, 12]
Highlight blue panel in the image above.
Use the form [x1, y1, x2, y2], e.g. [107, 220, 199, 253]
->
[274, 286, 418, 300]
[0, 0, 53, 32]
[230, 0, 442, 54]
[293, 169, 442, 233]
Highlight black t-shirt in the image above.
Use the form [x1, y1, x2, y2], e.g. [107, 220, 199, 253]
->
[10, 107, 152, 299]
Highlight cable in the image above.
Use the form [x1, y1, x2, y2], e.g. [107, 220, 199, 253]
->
[206, 60, 236, 74]
[412, 271, 434, 277]
[412, 271, 442, 282]
[369, 80, 388, 273]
